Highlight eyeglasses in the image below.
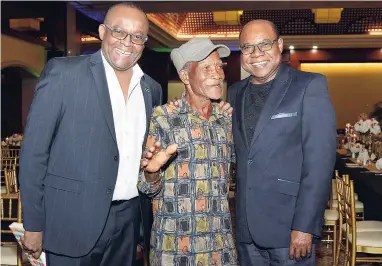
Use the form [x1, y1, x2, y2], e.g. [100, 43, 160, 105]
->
[240, 39, 279, 55]
[103, 24, 148, 45]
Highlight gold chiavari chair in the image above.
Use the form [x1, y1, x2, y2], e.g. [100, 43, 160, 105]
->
[1, 165, 23, 266]
[335, 174, 349, 266]
[321, 171, 340, 266]
[331, 171, 359, 208]
[323, 208, 339, 266]
[332, 176, 363, 220]
[329, 173, 354, 265]
[329, 171, 339, 209]
[1, 168, 5, 189]
[1, 148, 20, 159]
[1, 157, 17, 193]
[336, 175, 382, 266]
[4, 168, 18, 194]
[1, 157, 17, 169]
[1, 146, 9, 158]
[343, 178, 382, 266]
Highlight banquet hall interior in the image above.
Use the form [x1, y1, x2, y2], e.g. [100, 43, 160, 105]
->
[1, 1, 382, 265]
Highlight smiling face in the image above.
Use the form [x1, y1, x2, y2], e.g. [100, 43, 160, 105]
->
[181, 51, 225, 101]
[98, 5, 148, 72]
[240, 21, 283, 84]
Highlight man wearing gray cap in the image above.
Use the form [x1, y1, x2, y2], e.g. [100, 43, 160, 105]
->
[138, 37, 238, 266]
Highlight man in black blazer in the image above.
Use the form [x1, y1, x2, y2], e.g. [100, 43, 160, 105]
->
[227, 20, 337, 265]
[18, 3, 160, 266]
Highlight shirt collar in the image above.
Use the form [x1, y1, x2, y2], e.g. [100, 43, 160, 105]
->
[178, 93, 224, 120]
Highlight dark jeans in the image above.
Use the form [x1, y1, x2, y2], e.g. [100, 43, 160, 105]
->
[237, 241, 316, 266]
[46, 197, 140, 266]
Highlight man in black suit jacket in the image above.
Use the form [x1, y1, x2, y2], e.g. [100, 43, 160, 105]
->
[19, 3, 160, 266]
[227, 20, 337, 265]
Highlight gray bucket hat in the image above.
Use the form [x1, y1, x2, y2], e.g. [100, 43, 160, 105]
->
[170, 37, 231, 72]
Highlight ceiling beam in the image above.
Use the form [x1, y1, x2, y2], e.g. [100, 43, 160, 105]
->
[78, 1, 382, 13]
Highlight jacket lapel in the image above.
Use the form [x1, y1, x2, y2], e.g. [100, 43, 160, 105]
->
[89, 50, 117, 144]
[249, 64, 292, 150]
[140, 75, 152, 150]
[235, 77, 251, 152]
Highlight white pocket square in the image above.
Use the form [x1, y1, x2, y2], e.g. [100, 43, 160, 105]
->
[271, 112, 298, 119]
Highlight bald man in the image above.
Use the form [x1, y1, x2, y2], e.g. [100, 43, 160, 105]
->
[19, 3, 162, 266]
[227, 20, 337, 265]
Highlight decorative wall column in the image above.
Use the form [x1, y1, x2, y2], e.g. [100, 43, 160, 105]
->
[46, 2, 81, 59]
[66, 3, 81, 56]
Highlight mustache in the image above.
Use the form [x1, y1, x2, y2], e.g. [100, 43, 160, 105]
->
[207, 80, 224, 87]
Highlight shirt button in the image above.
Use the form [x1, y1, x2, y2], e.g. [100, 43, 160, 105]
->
[114, 155, 119, 161]
[107, 189, 112, 194]
[247, 160, 253, 165]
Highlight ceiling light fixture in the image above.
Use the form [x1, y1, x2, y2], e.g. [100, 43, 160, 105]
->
[312, 8, 343, 24]
[368, 28, 382, 35]
[289, 45, 295, 50]
[213, 11, 243, 26]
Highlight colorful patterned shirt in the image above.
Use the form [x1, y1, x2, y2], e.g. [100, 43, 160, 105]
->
[138, 94, 237, 266]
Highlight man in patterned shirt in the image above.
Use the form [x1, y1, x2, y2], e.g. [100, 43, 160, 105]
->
[138, 37, 237, 266]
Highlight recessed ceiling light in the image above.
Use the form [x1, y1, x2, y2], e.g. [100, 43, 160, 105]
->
[312, 45, 318, 49]
[289, 45, 295, 50]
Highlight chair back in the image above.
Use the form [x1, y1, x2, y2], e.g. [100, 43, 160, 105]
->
[4, 168, 18, 194]
[343, 177, 357, 266]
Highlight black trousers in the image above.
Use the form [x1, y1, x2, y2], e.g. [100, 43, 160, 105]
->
[46, 197, 141, 266]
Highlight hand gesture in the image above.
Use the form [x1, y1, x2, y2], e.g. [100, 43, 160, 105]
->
[218, 101, 233, 116]
[167, 97, 181, 106]
[141, 141, 178, 173]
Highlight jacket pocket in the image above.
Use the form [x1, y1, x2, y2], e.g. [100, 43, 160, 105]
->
[275, 178, 300, 196]
[44, 173, 83, 194]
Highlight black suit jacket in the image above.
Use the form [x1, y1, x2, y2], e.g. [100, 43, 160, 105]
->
[19, 50, 161, 257]
[227, 64, 337, 248]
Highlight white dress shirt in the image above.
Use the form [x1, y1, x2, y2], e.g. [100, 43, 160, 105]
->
[101, 52, 146, 201]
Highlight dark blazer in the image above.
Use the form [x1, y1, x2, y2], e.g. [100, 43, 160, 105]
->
[19, 50, 162, 257]
[227, 64, 337, 248]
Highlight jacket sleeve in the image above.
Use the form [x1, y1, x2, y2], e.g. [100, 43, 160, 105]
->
[291, 74, 337, 237]
[19, 59, 64, 232]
